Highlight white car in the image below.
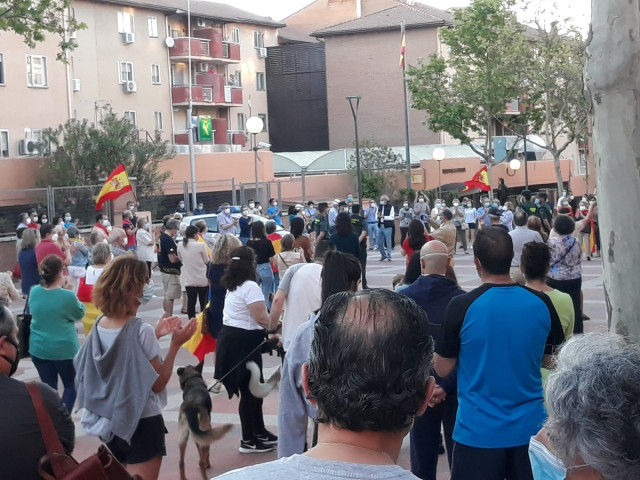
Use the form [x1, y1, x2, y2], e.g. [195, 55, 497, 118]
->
[178, 213, 285, 246]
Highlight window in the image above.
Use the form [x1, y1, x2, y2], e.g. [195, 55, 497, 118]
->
[26, 55, 48, 87]
[0, 53, 4, 85]
[0, 130, 8, 157]
[253, 31, 264, 49]
[117, 11, 135, 34]
[154, 111, 164, 132]
[235, 70, 242, 87]
[118, 61, 134, 83]
[237, 113, 245, 131]
[256, 72, 265, 91]
[231, 27, 240, 43]
[258, 113, 267, 132]
[124, 111, 137, 126]
[151, 64, 161, 84]
[147, 16, 158, 37]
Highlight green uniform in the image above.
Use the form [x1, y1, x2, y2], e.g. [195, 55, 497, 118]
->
[312, 213, 328, 239]
[538, 204, 552, 224]
[519, 201, 540, 218]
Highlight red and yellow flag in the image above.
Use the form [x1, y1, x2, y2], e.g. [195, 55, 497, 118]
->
[95, 164, 133, 210]
[460, 166, 491, 193]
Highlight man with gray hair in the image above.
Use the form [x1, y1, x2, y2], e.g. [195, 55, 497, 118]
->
[401, 241, 465, 480]
[530, 334, 640, 480]
[0, 306, 75, 479]
[158, 218, 182, 316]
[509, 210, 543, 284]
[217, 289, 435, 479]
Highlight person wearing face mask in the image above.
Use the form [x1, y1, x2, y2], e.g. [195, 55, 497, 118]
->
[535, 192, 552, 232]
[219, 202, 239, 234]
[66, 227, 89, 294]
[464, 200, 477, 246]
[192, 201, 205, 216]
[451, 198, 468, 254]
[430, 199, 445, 227]
[109, 228, 128, 258]
[176, 200, 188, 215]
[399, 200, 415, 245]
[77, 243, 112, 336]
[239, 206, 254, 245]
[28, 210, 40, 229]
[177, 226, 210, 320]
[35, 223, 71, 267]
[247, 199, 260, 216]
[413, 191, 430, 226]
[122, 210, 137, 252]
[38, 213, 49, 227]
[328, 199, 340, 235]
[376, 195, 395, 261]
[476, 197, 491, 229]
[0, 305, 76, 480]
[63, 212, 75, 229]
[267, 198, 283, 227]
[136, 216, 156, 277]
[93, 213, 110, 237]
[364, 200, 379, 250]
[17, 212, 31, 231]
[574, 201, 591, 261]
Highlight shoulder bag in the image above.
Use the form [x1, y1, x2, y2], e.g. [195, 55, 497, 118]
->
[17, 293, 32, 359]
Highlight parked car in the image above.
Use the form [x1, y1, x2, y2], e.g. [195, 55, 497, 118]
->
[178, 213, 285, 246]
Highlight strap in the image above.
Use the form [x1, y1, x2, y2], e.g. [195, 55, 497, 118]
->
[26, 383, 66, 456]
[278, 254, 290, 268]
[551, 237, 577, 268]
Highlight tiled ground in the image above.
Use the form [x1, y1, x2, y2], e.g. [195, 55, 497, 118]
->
[9, 246, 606, 480]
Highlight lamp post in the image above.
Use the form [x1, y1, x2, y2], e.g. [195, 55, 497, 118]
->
[186, 0, 197, 212]
[246, 116, 264, 204]
[521, 124, 530, 190]
[433, 147, 446, 199]
[346, 96, 363, 205]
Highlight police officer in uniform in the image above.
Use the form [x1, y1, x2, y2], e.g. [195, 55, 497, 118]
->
[350, 204, 368, 289]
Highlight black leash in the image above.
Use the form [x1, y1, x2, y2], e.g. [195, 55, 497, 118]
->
[207, 339, 267, 392]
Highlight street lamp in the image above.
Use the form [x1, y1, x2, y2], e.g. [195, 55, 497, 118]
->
[346, 96, 363, 204]
[433, 147, 446, 199]
[246, 116, 264, 204]
[509, 158, 521, 171]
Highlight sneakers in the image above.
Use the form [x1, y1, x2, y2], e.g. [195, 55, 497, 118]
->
[256, 430, 278, 446]
[239, 439, 274, 454]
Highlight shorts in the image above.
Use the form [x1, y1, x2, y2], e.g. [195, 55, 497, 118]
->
[161, 272, 181, 299]
[106, 414, 167, 465]
[467, 222, 476, 230]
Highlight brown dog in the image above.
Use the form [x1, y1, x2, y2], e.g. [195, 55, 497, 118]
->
[177, 362, 232, 480]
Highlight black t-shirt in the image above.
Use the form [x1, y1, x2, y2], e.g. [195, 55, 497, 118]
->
[247, 239, 275, 264]
[330, 233, 361, 258]
[158, 232, 181, 269]
[350, 214, 366, 245]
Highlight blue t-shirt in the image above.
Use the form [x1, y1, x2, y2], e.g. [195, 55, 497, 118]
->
[267, 206, 282, 226]
[436, 283, 565, 448]
[476, 206, 492, 227]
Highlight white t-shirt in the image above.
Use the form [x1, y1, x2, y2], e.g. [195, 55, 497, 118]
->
[281, 263, 322, 351]
[85, 266, 105, 286]
[223, 281, 265, 330]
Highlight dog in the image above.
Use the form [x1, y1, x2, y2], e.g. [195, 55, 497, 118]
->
[177, 362, 233, 480]
[246, 361, 281, 398]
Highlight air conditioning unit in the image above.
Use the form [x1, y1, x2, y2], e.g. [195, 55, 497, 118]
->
[196, 62, 210, 73]
[122, 80, 137, 93]
[72, 79, 81, 92]
[18, 139, 37, 155]
[258, 47, 267, 58]
[196, 18, 206, 27]
[122, 32, 135, 44]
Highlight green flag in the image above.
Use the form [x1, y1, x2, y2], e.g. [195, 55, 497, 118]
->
[199, 116, 213, 142]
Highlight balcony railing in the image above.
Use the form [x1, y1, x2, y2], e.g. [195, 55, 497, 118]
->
[171, 84, 243, 106]
[169, 29, 241, 63]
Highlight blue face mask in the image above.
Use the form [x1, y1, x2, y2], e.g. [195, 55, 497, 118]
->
[528, 436, 569, 480]
[492, 203, 498, 208]
[535, 199, 541, 205]
[484, 202, 491, 207]
[138, 283, 155, 306]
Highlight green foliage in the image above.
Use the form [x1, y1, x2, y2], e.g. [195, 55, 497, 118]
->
[0, 0, 86, 61]
[348, 140, 404, 200]
[399, 188, 416, 202]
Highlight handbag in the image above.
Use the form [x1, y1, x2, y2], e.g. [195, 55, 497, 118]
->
[17, 295, 32, 359]
[26, 383, 142, 480]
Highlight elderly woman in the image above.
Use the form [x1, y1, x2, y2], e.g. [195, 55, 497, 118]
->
[109, 228, 128, 257]
[18, 228, 41, 296]
[76, 242, 111, 336]
[530, 334, 640, 480]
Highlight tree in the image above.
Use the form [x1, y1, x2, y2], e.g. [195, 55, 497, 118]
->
[37, 111, 172, 222]
[516, 16, 589, 194]
[348, 141, 404, 200]
[0, 0, 85, 60]
[584, 1, 640, 339]
[406, 0, 528, 195]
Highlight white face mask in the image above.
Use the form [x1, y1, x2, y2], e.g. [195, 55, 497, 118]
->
[64, 216, 71, 222]
[198, 205, 203, 210]
[371, 203, 376, 208]
[467, 203, 472, 208]
[41, 218, 48, 224]
[272, 203, 278, 207]
[403, 203, 408, 208]
[258, 205, 262, 211]
[129, 205, 135, 211]
[249, 203, 255, 208]
[179, 203, 185, 209]
[242, 210, 248, 216]
[418, 198, 425, 203]
[380, 201, 386, 206]
[51, 233, 59, 242]
[145, 223, 150, 230]
[589, 200, 595, 205]
[63, 234, 69, 241]
[224, 208, 231, 214]
[453, 202, 459, 207]
[26, 218, 32, 225]
[102, 220, 109, 226]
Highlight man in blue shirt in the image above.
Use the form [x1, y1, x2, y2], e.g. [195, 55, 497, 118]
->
[328, 199, 340, 235]
[363, 201, 378, 250]
[435, 228, 565, 480]
[267, 198, 282, 226]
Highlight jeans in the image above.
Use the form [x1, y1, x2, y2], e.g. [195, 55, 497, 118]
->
[456, 225, 468, 252]
[366, 223, 378, 248]
[450, 443, 533, 480]
[256, 263, 274, 309]
[358, 243, 368, 289]
[185, 285, 209, 319]
[31, 356, 76, 413]
[377, 226, 392, 259]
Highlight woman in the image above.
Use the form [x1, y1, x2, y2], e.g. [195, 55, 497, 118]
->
[401, 219, 432, 266]
[28, 255, 85, 412]
[329, 212, 360, 258]
[396, 251, 422, 293]
[399, 201, 415, 245]
[546, 215, 583, 334]
[136, 216, 156, 278]
[214, 246, 277, 453]
[290, 217, 313, 262]
[527, 215, 548, 242]
[574, 201, 591, 260]
[277, 234, 305, 279]
[246, 221, 276, 308]
[207, 234, 242, 339]
[177, 226, 210, 320]
[18, 228, 40, 296]
[67, 227, 89, 293]
[278, 250, 362, 457]
[501, 201, 515, 232]
[76, 242, 111, 336]
[464, 200, 477, 245]
[413, 191, 430, 227]
[75, 256, 195, 479]
[109, 228, 128, 257]
[239, 206, 253, 246]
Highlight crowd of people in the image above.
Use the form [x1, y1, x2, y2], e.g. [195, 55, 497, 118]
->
[3, 186, 638, 480]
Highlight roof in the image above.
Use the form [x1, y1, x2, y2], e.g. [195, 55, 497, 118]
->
[311, 3, 452, 38]
[92, 0, 285, 28]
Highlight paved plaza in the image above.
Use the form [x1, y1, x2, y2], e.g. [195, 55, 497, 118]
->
[9, 248, 606, 480]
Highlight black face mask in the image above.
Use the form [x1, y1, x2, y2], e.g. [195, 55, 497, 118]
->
[1, 338, 19, 377]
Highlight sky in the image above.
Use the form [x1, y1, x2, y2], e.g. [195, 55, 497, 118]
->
[213, 0, 591, 32]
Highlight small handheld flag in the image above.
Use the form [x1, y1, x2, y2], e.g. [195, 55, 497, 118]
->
[95, 164, 133, 210]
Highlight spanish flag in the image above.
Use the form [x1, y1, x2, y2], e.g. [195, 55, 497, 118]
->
[95, 164, 133, 210]
[399, 25, 406, 69]
[461, 166, 491, 193]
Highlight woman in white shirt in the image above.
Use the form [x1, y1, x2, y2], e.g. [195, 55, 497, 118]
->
[76, 243, 111, 336]
[214, 246, 277, 454]
[464, 201, 477, 245]
[177, 226, 209, 320]
[135, 217, 156, 278]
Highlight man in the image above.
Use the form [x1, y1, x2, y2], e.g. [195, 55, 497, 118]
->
[345, 193, 354, 213]
[311, 202, 329, 246]
[121, 210, 137, 251]
[363, 200, 378, 250]
[0, 305, 75, 480]
[376, 194, 395, 261]
[431, 209, 456, 259]
[519, 189, 539, 218]
[435, 228, 565, 480]
[109, 228, 128, 257]
[328, 199, 340, 235]
[509, 211, 543, 284]
[488, 206, 508, 231]
[218, 202, 238, 233]
[125, 200, 138, 226]
[303, 201, 316, 227]
[28, 210, 40, 229]
[175, 200, 188, 215]
[158, 219, 182, 316]
[497, 178, 508, 205]
[267, 198, 283, 226]
[269, 240, 335, 353]
[219, 289, 434, 479]
[476, 197, 492, 229]
[413, 192, 430, 227]
[192, 201, 205, 215]
[93, 213, 110, 237]
[247, 199, 260, 215]
[350, 204, 368, 289]
[36, 223, 71, 266]
[401, 241, 465, 480]
[450, 198, 468, 254]
[534, 192, 552, 232]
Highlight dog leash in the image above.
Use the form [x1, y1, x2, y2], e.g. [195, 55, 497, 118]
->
[208, 339, 267, 392]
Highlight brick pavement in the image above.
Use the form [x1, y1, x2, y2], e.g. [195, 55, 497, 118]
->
[9, 247, 606, 480]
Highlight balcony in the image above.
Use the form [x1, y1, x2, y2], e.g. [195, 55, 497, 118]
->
[171, 73, 243, 106]
[169, 28, 241, 64]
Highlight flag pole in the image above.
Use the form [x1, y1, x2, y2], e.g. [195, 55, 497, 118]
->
[400, 21, 412, 190]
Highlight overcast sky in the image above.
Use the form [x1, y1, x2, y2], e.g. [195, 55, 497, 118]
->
[213, 0, 591, 32]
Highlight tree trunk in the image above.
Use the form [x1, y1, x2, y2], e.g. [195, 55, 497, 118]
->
[552, 152, 564, 195]
[584, 0, 640, 339]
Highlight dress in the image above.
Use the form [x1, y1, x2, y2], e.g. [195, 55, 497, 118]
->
[18, 248, 40, 295]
